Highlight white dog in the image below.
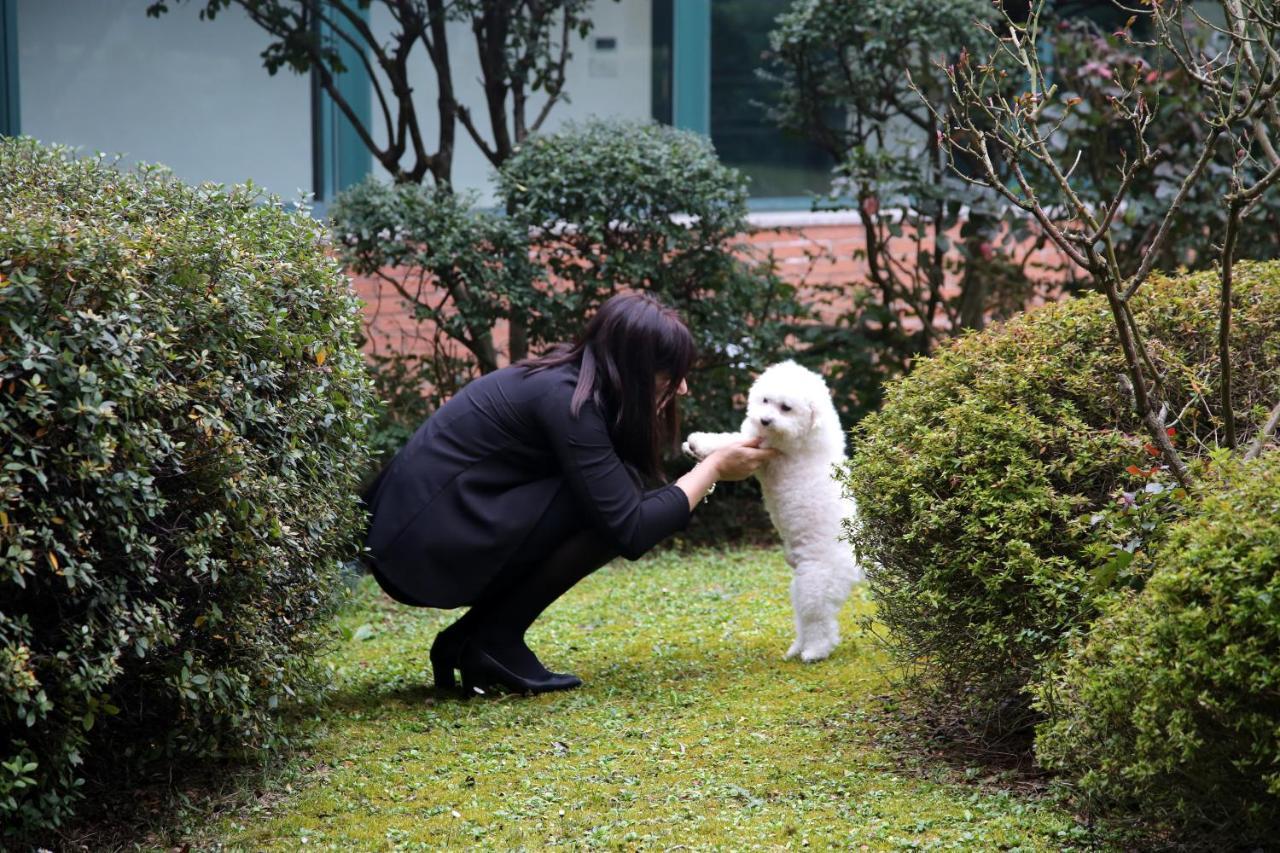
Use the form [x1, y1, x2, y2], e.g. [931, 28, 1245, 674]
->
[683, 361, 862, 662]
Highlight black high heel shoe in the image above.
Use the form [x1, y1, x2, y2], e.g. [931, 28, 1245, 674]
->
[458, 643, 582, 696]
[429, 624, 469, 690]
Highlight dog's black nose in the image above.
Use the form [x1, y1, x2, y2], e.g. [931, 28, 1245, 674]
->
[760, 417, 773, 426]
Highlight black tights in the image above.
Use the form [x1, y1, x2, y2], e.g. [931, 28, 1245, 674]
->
[441, 527, 616, 676]
[431, 484, 618, 677]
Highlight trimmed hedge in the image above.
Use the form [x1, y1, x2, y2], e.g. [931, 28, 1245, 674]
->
[839, 262, 1280, 735]
[0, 139, 374, 839]
[1034, 452, 1280, 841]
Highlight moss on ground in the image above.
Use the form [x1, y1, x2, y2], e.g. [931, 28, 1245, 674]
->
[206, 548, 1100, 850]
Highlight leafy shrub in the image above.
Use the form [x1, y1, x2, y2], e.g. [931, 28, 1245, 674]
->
[331, 181, 535, 471]
[0, 139, 374, 839]
[839, 262, 1280, 737]
[333, 180, 539, 387]
[499, 119, 813, 442]
[1034, 451, 1280, 841]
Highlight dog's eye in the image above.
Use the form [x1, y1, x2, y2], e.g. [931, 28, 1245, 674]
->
[762, 397, 769, 404]
[780, 403, 792, 413]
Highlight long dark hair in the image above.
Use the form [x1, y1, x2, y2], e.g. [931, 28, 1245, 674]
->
[524, 292, 695, 480]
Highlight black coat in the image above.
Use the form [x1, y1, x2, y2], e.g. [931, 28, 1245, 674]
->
[363, 361, 691, 607]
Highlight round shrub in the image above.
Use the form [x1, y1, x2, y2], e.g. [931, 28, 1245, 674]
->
[0, 139, 374, 839]
[839, 262, 1280, 735]
[1034, 452, 1280, 841]
[498, 118, 811, 440]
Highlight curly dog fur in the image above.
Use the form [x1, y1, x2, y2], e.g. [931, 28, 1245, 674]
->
[683, 361, 862, 661]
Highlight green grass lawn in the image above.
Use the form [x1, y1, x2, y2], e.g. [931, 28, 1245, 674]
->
[203, 548, 1098, 850]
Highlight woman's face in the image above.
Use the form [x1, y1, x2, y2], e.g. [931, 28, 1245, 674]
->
[655, 372, 689, 409]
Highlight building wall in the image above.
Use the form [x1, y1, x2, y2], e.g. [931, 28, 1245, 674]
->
[15, 0, 312, 199]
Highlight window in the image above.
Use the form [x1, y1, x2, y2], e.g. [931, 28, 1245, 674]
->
[14, 0, 312, 199]
[709, 1, 833, 200]
[653, 0, 836, 204]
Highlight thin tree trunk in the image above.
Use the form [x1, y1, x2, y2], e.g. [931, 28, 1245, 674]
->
[1219, 203, 1242, 448]
[1102, 277, 1191, 487]
[423, 0, 457, 186]
[1245, 399, 1280, 460]
[957, 213, 995, 331]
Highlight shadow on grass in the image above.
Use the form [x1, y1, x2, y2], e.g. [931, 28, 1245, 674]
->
[52, 746, 317, 852]
[324, 680, 467, 713]
[321, 646, 779, 715]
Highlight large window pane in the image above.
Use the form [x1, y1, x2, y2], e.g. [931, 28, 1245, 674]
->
[710, 0, 833, 199]
[17, 0, 312, 199]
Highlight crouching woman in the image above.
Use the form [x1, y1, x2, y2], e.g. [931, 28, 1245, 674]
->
[362, 292, 774, 695]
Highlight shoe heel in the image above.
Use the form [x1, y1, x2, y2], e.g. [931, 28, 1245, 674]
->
[457, 645, 581, 695]
[430, 645, 458, 690]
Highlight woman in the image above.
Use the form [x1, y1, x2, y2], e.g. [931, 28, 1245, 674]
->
[362, 292, 776, 695]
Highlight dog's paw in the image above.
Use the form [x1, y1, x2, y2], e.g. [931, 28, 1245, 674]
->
[783, 639, 803, 661]
[797, 639, 837, 663]
[682, 433, 711, 460]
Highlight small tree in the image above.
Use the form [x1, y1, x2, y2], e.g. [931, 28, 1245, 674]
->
[330, 179, 538, 385]
[1045, 21, 1280, 279]
[936, 0, 1280, 486]
[763, 0, 1055, 357]
[147, 0, 603, 186]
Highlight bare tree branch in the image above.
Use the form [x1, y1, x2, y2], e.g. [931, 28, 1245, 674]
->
[1244, 398, 1280, 460]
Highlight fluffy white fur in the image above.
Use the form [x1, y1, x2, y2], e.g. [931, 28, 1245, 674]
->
[683, 360, 862, 662]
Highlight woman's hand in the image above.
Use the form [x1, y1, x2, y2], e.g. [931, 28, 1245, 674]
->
[675, 437, 779, 512]
[708, 437, 779, 481]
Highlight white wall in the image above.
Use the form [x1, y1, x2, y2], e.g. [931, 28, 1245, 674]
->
[369, 0, 653, 202]
[16, 0, 313, 200]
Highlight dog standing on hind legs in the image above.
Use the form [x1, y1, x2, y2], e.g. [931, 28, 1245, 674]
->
[683, 361, 862, 662]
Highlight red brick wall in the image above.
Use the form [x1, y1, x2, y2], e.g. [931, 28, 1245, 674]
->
[352, 220, 1073, 362]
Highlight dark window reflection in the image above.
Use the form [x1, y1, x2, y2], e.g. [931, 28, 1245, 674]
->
[710, 0, 834, 199]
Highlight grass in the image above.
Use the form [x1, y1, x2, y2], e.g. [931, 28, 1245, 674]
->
[195, 547, 1100, 850]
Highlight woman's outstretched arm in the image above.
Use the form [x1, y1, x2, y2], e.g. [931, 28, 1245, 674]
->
[540, 392, 692, 559]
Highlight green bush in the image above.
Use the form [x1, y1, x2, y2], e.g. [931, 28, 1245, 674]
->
[0, 139, 374, 839]
[331, 181, 535, 469]
[1034, 451, 1280, 841]
[499, 119, 811, 443]
[839, 262, 1280, 736]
